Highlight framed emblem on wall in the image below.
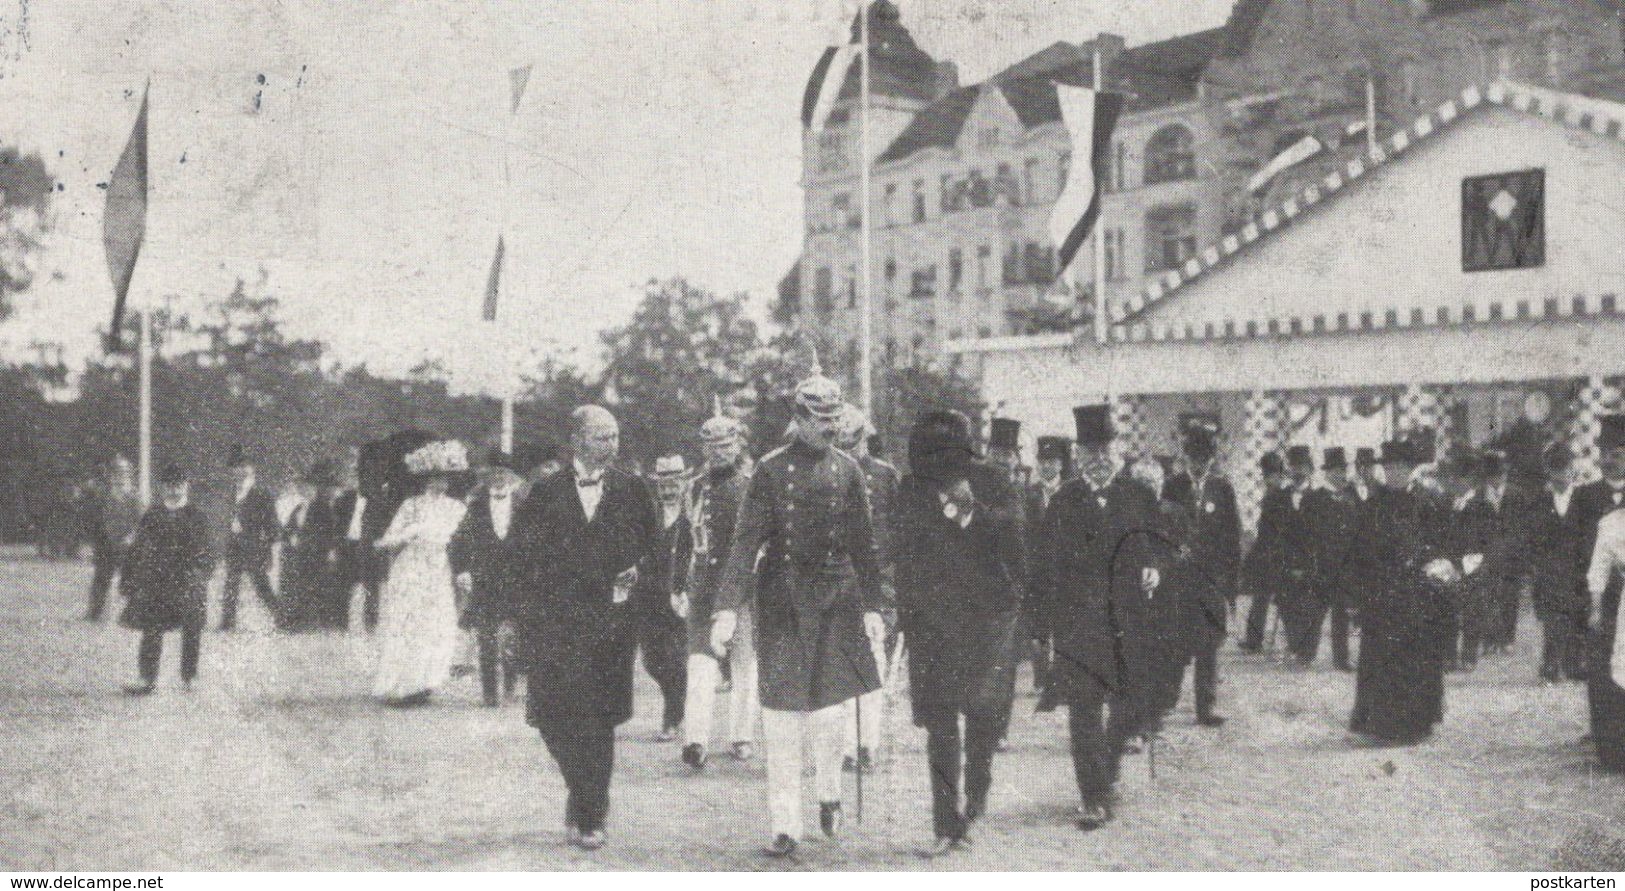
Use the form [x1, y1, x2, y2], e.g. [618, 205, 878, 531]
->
[1462, 168, 1545, 272]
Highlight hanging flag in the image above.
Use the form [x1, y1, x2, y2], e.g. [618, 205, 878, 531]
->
[1048, 84, 1124, 280]
[482, 235, 505, 322]
[800, 0, 863, 131]
[1247, 133, 1323, 194]
[509, 64, 532, 115]
[104, 86, 149, 352]
[1462, 168, 1545, 272]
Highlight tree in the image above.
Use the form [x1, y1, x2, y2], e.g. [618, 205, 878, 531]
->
[0, 146, 55, 321]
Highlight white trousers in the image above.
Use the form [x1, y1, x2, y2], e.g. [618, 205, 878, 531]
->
[684, 606, 759, 747]
[762, 704, 846, 840]
[845, 631, 888, 756]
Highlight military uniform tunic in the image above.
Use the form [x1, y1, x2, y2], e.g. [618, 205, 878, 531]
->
[717, 440, 885, 712]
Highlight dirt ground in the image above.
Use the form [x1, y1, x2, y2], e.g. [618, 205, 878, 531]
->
[2, 548, 1622, 871]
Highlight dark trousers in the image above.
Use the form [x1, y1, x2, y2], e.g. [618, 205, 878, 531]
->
[1284, 594, 1328, 663]
[1492, 583, 1519, 648]
[1327, 600, 1353, 668]
[541, 722, 617, 833]
[1540, 605, 1587, 680]
[1151, 644, 1220, 721]
[138, 625, 202, 684]
[638, 615, 686, 730]
[922, 711, 1001, 840]
[476, 624, 520, 706]
[1066, 689, 1134, 807]
[221, 561, 278, 629]
[1243, 590, 1273, 649]
[86, 544, 125, 620]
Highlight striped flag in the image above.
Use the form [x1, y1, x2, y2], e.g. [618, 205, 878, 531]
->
[104, 86, 149, 351]
[482, 235, 505, 322]
[1048, 84, 1124, 280]
[800, 0, 862, 131]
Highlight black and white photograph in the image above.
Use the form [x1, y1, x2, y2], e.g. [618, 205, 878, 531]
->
[2, 0, 1625, 878]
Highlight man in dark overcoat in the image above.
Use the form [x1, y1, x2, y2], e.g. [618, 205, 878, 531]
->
[119, 464, 215, 694]
[1241, 452, 1289, 652]
[450, 453, 527, 707]
[1526, 443, 1587, 682]
[894, 410, 1025, 856]
[507, 406, 656, 851]
[1349, 434, 1456, 746]
[219, 447, 282, 631]
[1030, 404, 1159, 830]
[1581, 415, 1625, 771]
[634, 454, 691, 740]
[1310, 447, 1361, 671]
[1162, 416, 1236, 722]
[710, 372, 886, 859]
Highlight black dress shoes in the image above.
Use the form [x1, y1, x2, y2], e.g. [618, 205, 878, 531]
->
[764, 834, 798, 858]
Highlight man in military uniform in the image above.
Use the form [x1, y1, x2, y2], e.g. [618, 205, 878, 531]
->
[711, 372, 886, 858]
[1162, 415, 1238, 724]
[1031, 405, 1159, 830]
[833, 404, 899, 773]
[676, 409, 759, 769]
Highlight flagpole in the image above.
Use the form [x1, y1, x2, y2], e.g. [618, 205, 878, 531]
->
[1365, 78, 1378, 158]
[501, 396, 515, 454]
[138, 309, 152, 507]
[1092, 41, 1108, 347]
[857, 0, 873, 417]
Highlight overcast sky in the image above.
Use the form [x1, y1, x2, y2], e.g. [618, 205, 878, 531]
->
[0, 0, 1231, 393]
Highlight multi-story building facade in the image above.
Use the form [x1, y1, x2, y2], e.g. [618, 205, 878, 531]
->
[783, 0, 1624, 390]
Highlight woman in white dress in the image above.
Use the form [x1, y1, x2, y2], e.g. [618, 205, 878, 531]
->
[373, 440, 470, 706]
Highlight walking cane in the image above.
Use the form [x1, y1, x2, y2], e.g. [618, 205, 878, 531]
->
[855, 695, 864, 825]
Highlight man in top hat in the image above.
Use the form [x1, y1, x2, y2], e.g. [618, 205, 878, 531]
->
[1021, 435, 1072, 699]
[634, 455, 692, 741]
[1475, 451, 1523, 653]
[1029, 404, 1159, 830]
[1274, 445, 1326, 665]
[989, 418, 1024, 487]
[1350, 433, 1455, 746]
[1312, 447, 1363, 671]
[1582, 415, 1625, 771]
[1527, 443, 1587, 682]
[1162, 415, 1238, 723]
[450, 452, 528, 707]
[833, 403, 900, 773]
[220, 447, 283, 631]
[1241, 452, 1290, 654]
[677, 408, 759, 770]
[710, 372, 886, 858]
[508, 406, 657, 850]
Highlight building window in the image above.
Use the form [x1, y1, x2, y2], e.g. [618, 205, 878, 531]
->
[1002, 241, 1023, 285]
[1023, 158, 1040, 204]
[1023, 242, 1055, 283]
[1145, 205, 1197, 272]
[814, 267, 833, 313]
[1145, 124, 1196, 184]
[884, 338, 896, 362]
[949, 248, 963, 291]
[995, 163, 1021, 206]
[845, 264, 857, 308]
[976, 244, 991, 287]
[1401, 59, 1422, 106]
[1104, 227, 1127, 280]
[883, 183, 897, 227]
[912, 179, 926, 223]
[1058, 150, 1071, 192]
[884, 257, 897, 281]
[1537, 31, 1564, 83]
[967, 169, 993, 208]
[1112, 141, 1128, 192]
[909, 265, 937, 299]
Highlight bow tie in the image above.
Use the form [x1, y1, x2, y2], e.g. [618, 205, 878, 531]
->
[577, 477, 602, 488]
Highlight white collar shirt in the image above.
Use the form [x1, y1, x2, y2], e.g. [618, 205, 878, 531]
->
[574, 459, 605, 522]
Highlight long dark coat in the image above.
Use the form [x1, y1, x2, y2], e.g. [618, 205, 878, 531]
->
[1350, 486, 1455, 741]
[1164, 470, 1239, 644]
[1031, 474, 1159, 705]
[509, 466, 656, 733]
[1143, 496, 1192, 666]
[682, 463, 751, 656]
[635, 504, 690, 633]
[119, 505, 215, 632]
[894, 458, 1025, 725]
[449, 493, 526, 629]
[279, 498, 337, 631]
[1247, 487, 1318, 605]
[717, 440, 886, 713]
[226, 486, 280, 572]
[1524, 485, 1587, 621]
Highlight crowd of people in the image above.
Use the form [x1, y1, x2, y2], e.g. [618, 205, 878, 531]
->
[68, 363, 1625, 859]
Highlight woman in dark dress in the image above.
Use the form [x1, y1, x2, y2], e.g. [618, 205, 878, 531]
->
[1349, 436, 1456, 745]
[894, 410, 1025, 857]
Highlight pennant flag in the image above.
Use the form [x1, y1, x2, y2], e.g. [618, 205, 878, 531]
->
[509, 64, 532, 115]
[1248, 133, 1323, 194]
[800, 0, 862, 131]
[482, 234, 505, 322]
[104, 86, 149, 352]
[1048, 84, 1124, 280]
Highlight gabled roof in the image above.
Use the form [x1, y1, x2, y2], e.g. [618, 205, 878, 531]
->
[1107, 80, 1625, 344]
[1218, 0, 1273, 58]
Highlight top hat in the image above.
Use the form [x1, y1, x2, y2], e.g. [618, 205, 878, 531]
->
[1408, 431, 1437, 464]
[158, 462, 189, 485]
[989, 418, 1021, 451]
[1354, 446, 1378, 468]
[652, 455, 688, 479]
[1036, 436, 1071, 463]
[1073, 405, 1112, 449]
[1322, 447, 1347, 471]
[1379, 438, 1409, 465]
[1286, 445, 1314, 469]
[1600, 415, 1625, 452]
[1259, 452, 1285, 476]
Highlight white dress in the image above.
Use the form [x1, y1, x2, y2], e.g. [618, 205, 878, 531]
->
[372, 493, 468, 699]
